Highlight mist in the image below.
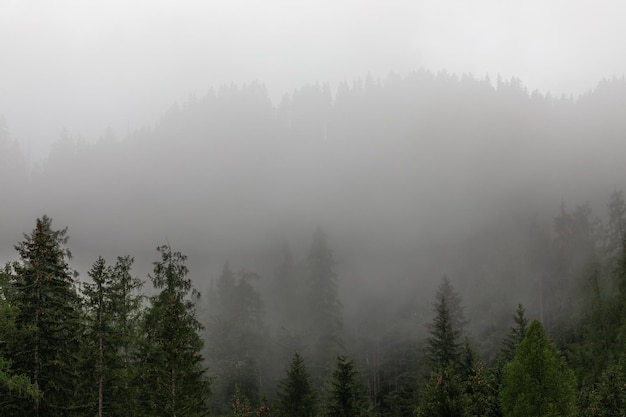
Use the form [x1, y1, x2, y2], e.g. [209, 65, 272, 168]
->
[2, 2, 626, 415]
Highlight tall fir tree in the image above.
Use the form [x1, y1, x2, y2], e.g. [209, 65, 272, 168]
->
[139, 245, 210, 417]
[7, 216, 83, 417]
[426, 277, 465, 371]
[418, 276, 468, 417]
[82, 255, 143, 417]
[324, 355, 367, 417]
[276, 352, 317, 417]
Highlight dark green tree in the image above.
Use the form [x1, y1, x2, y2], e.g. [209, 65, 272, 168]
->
[82, 255, 143, 417]
[139, 245, 210, 417]
[0, 268, 39, 408]
[414, 368, 468, 417]
[276, 353, 317, 417]
[7, 216, 83, 417]
[324, 355, 367, 417]
[500, 320, 577, 417]
[585, 355, 626, 417]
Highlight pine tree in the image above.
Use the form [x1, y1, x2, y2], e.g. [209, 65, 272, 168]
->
[139, 245, 210, 417]
[7, 216, 83, 417]
[500, 320, 577, 417]
[276, 353, 317, 417]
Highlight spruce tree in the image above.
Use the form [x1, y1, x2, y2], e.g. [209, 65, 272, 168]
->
[0, 269, 39, 407]
[419, 276, 468, 417]
[498, 304, 528, 364]
[82, 255, 143, 417]
[500, 320, 577, 417]
[139, 245, 210, 417]
[7, 216, 83, 417]
[324, 355, 367, 417]
[426, 277, 465, 370]
[276, 353, 317, 417]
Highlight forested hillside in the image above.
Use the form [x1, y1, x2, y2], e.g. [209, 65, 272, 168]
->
[2, 72, 626, 415]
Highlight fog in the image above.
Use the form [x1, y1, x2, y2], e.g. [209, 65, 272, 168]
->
[2, 2, 626, 411]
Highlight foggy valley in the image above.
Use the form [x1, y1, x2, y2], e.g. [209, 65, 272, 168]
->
[2, 2, 626, 416]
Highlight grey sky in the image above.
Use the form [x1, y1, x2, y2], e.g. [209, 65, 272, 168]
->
[1, 0, 625, 161]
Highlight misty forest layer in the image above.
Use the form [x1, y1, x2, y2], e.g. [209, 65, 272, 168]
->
[2, 71, 626, 416]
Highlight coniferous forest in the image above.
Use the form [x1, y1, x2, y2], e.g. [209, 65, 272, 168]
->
[2, 73, 626, 416]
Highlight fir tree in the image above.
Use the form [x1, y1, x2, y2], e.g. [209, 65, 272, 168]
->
[426, 277, 464, 370]
[0, 269, 39, 407]
[498, 304, 528, 364]
[82, 255, 143, 417]
[276, 353, 317, 417]
[8, 216, 83, 417]
[139, 245, 210, 417]
[324, 355, 367, 417]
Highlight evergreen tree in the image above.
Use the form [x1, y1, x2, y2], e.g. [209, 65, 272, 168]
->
[500, 320, 577, 417]
[276, 352, 317, 417]
[139, 245, 210, 417]
[586, 354, 626, 417]
[414, 368, 468, 417]
[205, 262, 265, 414]
[498, 304, 528, 364]
[418, 277, 469, 417]
[7, 216, 83, 417]
[426, 277, 464, 370]
[0, 268, 39, 408]
[82, 255, 143, 417]
[324, 355, 367, 417]
[307, 227, 343, 382]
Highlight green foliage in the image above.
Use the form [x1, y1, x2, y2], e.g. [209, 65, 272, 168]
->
[7, 215, 83, 417]
[324, 355, 368, 417]
[578, 354, 626, 417]
[81, 255, 143, 417]
[139, 245, 210, 417]
[0, 272, 39, 405]
[276, 353, 317, 417]
[415, 367, 468, 417]
[500, 320, 577, 417]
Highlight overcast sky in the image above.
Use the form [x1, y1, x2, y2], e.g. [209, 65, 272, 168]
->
[1, 0, 625, 161]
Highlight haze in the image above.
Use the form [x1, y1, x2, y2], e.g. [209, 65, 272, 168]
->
[2, 1, 625, 161]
